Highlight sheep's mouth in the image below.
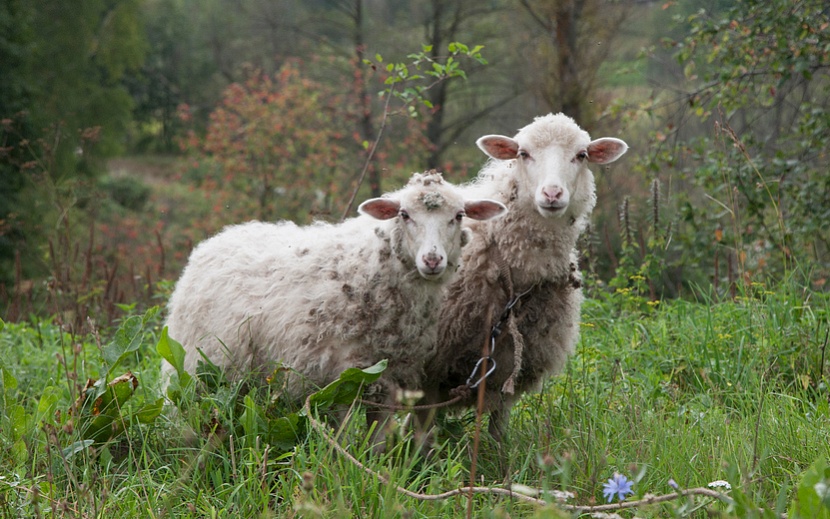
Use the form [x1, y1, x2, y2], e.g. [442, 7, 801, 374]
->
[537, 203, 568, 215]
[417, 269, 446, 281]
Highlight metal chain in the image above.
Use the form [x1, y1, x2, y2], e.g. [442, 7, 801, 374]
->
[465, 285, 535, 389]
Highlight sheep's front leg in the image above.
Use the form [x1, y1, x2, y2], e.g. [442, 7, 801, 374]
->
[487, 406, 509, 442]
[414, 385, 441, 434]
[363, 380, 398, 452]
[366, 407, 395, 452]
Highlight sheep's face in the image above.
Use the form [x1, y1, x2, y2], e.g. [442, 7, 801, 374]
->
[477, 114, 628, 219]
[359, 180, 506, 280]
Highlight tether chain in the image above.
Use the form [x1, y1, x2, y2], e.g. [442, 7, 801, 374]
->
[357, 287, 533, 411]
[465, 284, 535, 389]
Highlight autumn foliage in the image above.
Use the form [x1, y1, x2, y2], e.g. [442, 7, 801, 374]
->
[179, 63, 346, 223]
[178, 60, 433, 227]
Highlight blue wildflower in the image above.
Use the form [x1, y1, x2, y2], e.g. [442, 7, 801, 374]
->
[602, 472, 634, 503]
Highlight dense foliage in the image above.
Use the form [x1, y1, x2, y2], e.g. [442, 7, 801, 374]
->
[0, 0, 146, 288]
[602, 0, 830, 299]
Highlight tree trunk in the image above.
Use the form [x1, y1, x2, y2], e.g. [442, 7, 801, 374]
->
[554, 1, 584, 122]
[352, 0, 381, 197]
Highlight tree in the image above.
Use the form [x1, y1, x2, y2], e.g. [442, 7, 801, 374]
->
[420, 0, 517, 169]
[128, 0, 223, 152]
[182, 62, 352, 223]
[608, 0, 830, 294]
[0, 0, 35, 288]
[518, 0, 630, 128]
[671, 0, 830, 283]
[0, 0, 147, 290]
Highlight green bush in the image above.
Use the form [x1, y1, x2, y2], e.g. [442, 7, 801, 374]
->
[101, 175, 151, 212]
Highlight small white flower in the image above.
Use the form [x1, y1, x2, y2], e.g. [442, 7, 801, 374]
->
[707, 480, 732, 490]
[547, 489, 575, 502]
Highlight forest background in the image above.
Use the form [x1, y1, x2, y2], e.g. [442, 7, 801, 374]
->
[1, 0, 829, 328]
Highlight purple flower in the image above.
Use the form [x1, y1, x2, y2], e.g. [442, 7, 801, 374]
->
[602, 472, 634, 503]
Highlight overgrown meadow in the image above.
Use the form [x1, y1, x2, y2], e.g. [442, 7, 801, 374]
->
[2, 1, 830, 517]
[1, 267, 829, 518]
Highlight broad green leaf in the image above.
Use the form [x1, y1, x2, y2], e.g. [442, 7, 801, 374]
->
[157, 327, 183, 372]
[99, 445, 114, 466]
[11, 439, 28, 465]
[157, 327, 192, 390]
[790, 458, 830, 518]
[63, 440, 94, 459]
[78, 373, 138, 443]
[102, 315, 144, 374]
[1, 365, 17, 391]
[266, 413, 306, 452]
[8, 404, 27, 440]
[133, 398, 164, 424]
[36, 386, 60, 423]
[309, 359, 387, 409]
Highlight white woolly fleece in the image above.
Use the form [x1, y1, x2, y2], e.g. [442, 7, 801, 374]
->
[421, 113, 628, 437]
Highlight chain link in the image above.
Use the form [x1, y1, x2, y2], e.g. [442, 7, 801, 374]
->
[464, 285, 535, 389]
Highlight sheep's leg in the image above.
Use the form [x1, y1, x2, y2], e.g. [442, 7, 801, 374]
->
[410, 386, 444, 453]
[366, 407, 394, 453]
[414, 386, 441, 434]
[487, 406, 510, 442]
[362, 380, 399, 452]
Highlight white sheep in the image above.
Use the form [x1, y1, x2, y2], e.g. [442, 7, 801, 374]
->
[420, 113, 628, 440]
[163, 171, 506, 439]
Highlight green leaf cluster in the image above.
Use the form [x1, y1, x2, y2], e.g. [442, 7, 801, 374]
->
[618, 0, 830, 296]
[158, 326, 388, 454]
[367, 41, 487, 116]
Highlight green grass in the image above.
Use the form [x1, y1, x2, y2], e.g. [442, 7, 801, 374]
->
[1, 278, 829, 518]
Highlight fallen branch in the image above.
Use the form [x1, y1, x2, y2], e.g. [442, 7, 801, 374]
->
[302, 395, 735, 512]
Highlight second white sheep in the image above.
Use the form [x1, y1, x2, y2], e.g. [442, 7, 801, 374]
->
[164, 171, 506, 441]
[420, 114, 628, 439]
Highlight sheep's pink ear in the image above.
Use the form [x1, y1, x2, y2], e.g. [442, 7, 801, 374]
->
[476, 135, 519, 160]
[358, 198, 401, 220]
[586, 138, 628, 164]
[463, 199, 507, 221]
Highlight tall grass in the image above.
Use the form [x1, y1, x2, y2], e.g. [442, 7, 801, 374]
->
[1, 272, 828, 518]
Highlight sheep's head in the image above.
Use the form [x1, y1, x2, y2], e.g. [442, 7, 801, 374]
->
[358, 171, 506, 280]
[477, 113, 628, 219]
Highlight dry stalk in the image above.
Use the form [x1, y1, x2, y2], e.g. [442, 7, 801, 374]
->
[303, 395, 745, 514]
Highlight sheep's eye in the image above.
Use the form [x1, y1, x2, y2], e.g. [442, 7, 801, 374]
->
[399, 210, 410, 221]
[454, 211, 465, 222]
[518, 150, 530, 159]
[576, 150, 588, 161]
